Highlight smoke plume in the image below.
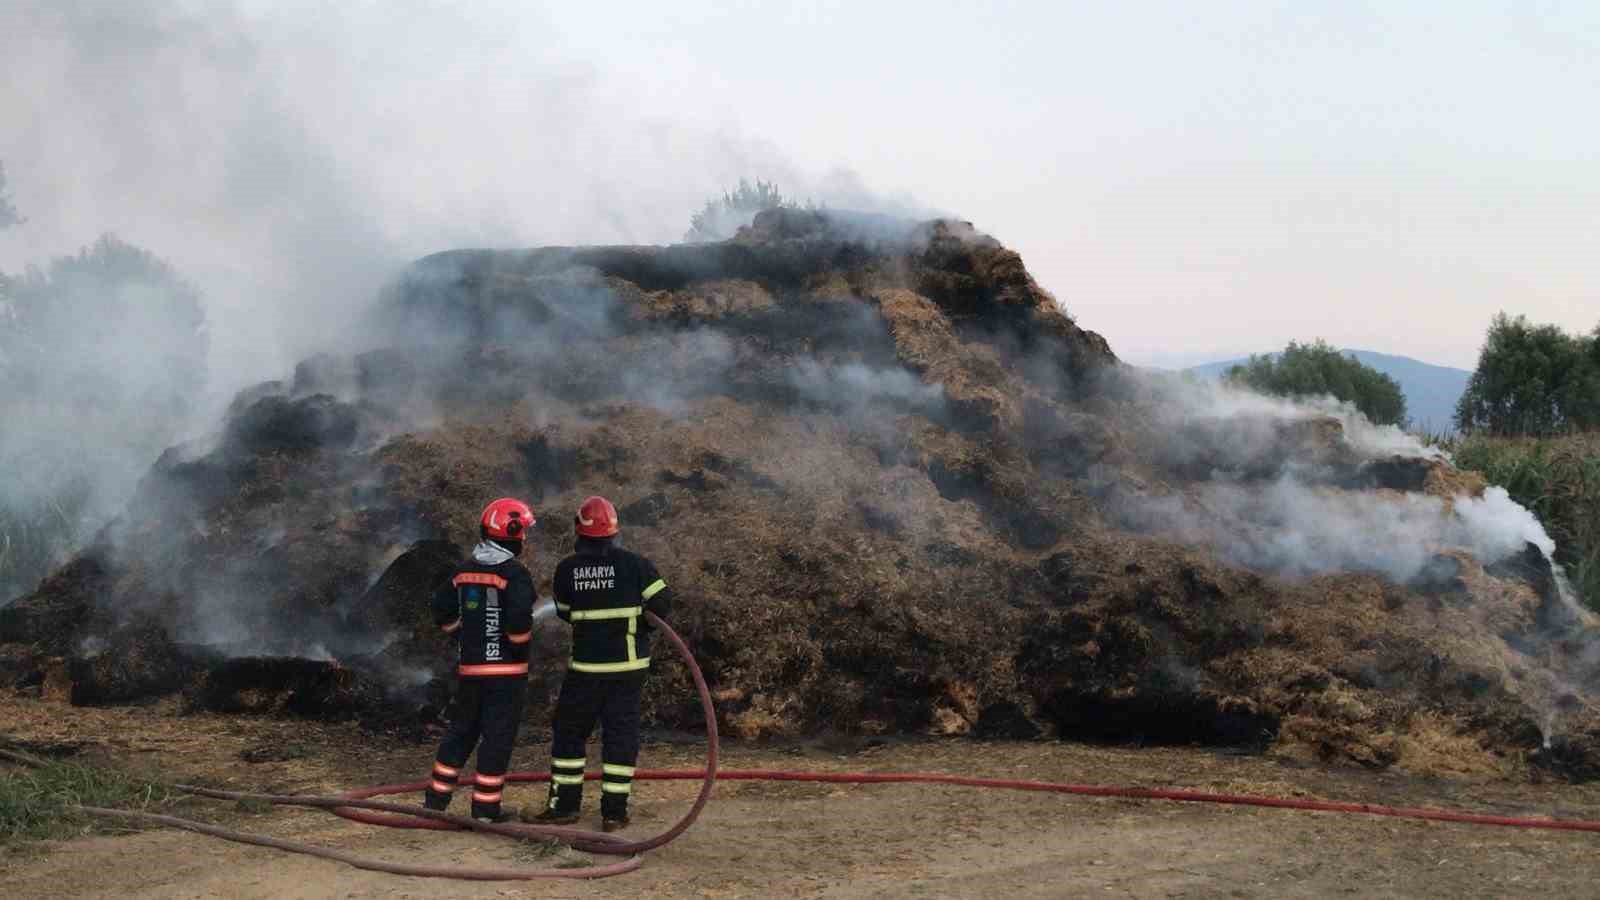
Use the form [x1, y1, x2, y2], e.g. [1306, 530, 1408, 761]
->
[0, 1, 916, 604]
[1091, 366, 1570, 577]
[1095, 365, 1594, 736]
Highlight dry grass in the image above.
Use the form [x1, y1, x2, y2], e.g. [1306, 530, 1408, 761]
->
[634, 279, 776, 321]
[871, 286, 1020, 430]
[7, 211, 1592, 781]
[1392, 712, 1514, 779]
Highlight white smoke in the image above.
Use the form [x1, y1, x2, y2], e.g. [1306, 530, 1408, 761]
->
[1101, 367, 1595, 738]
[0, 2, 919, 392]
[0, 1, 922, 607]
[1107, 369, 1567, 578]
[1139, 372, 1446, 462]
[786, 359, 947, 413]
[1118, 479, 1554, 583]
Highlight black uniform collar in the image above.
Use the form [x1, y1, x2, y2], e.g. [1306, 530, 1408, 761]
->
[575, 536, 615, 556]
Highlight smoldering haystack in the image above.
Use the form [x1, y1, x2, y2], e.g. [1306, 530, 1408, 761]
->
[2, 208, 1596, 777]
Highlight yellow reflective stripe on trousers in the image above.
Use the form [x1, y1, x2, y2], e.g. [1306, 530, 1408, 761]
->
[603, 764, 635, 777]
[601, 782, 632, 794]
[569, 657, 650, 674]
[551, 758, 586, 769]
[642, 579, 667, 600]
[568, 606, 642, 621]
[552, 773, 586, 785]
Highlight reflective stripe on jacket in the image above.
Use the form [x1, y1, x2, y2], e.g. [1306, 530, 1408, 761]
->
[553, 540, 672, 677]
[432, 550, 537, 677]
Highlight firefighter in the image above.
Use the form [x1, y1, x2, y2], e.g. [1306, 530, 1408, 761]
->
[526, 495, 673, 832]
[422, 497, 539, 822]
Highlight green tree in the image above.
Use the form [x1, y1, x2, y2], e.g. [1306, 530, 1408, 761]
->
[684, 178, 796, 242]
[1225, 340, 1409, 426]
[3, 234, 207, 406]
[1, 235, 207, 602]
[1454, 314, 1600, 436]
[0, 162, 21, 230]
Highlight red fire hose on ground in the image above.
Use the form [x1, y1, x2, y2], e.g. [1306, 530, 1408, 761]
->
[69, 613, 1600, 882]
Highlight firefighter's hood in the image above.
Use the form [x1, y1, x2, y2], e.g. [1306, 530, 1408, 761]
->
[472, 541, 516, 565]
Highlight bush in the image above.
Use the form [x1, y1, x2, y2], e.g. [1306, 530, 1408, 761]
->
[1225, 340, 1408, 427]
[1455, 313, 1600, 436]
[684, 178, 798, 243]
[1441, 432, 1600, 611]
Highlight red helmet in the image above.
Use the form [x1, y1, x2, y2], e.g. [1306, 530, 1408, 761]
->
[480, 497, 535, 541]
[575, 495, 619, 538]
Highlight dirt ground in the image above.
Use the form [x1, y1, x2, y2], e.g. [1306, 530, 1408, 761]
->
[4, 696, 1600, 899]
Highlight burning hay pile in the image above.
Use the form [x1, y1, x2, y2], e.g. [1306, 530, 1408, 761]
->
[2, 209, 1596, 777]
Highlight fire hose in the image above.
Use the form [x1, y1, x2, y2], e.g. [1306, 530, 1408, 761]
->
[39, 612, 1600, 882]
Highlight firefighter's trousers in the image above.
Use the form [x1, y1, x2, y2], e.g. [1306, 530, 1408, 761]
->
[546, 673, 644, 819]
[423, 675, 528, 819]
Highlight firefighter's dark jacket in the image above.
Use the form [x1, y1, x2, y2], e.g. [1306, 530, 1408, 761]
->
[554, 538, 672, 677]
[432, 543, 537, 677]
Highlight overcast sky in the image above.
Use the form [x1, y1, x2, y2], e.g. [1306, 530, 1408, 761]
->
[3, 1, 1596, 377]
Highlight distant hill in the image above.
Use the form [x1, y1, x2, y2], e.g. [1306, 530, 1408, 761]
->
[1187, 349, 1471, 434]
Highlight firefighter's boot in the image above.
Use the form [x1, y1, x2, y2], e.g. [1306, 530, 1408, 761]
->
[534, 758, 585, 823]
[524, 781, 581, 825]
[472, 804, 519, 823]
[600, 793, 629, 832]
[525, 807, 580, 826]
[600, 762, 633, 832]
